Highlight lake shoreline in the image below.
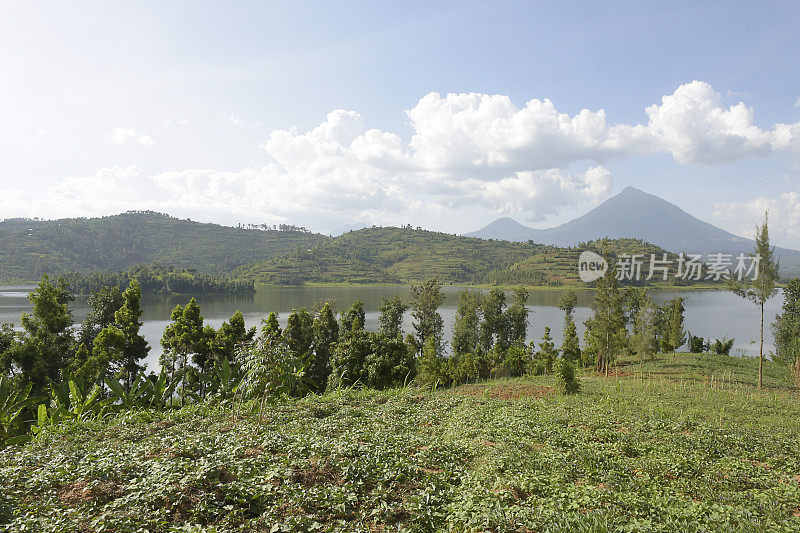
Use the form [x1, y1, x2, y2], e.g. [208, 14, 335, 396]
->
[258, 281, 726, 292]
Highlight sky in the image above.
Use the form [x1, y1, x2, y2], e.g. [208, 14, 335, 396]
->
[2, 1, 800, 246]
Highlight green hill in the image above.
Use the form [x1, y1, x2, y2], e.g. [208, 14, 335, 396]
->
[0, 212, 329, 282]
[235, 226, 694, 286]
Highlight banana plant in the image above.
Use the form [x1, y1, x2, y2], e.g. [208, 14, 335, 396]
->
[199, 358, 244, 404]
[47, 377, 113, 423]
[105, 374, 150, 410]
[141, 368, 182, 409]
[0, 377, 43, 447]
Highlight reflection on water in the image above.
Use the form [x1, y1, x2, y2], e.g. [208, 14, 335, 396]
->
[0, 285, 784, 372]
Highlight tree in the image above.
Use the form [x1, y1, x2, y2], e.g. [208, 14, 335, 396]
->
[480, 289, 506, 354]
[286, 308, 327, 390]
[365, 335, 415, 389]
[586, 265, 627, 377]
[77, 286, 123, 349]
[284, 309, 314, 360]
[261, 312, 282, 339]
[82, 325, 124, 389]
[664, 297, 686, 353]
[378, 296, 407, 338]
[558, 290, 581, 363]
[627, 289, 656, 374]
[416, 337, 446, 387]
[0, 324, 17, 377]
[213, 310, 255, 365]
[730, 213, 779, 389]
[556, 358, 580, 395]
[310, 302, 339, 392]
[160, 298, 210, 404]
[772, 279, 800, 367]
[15, 275, 76, 391]
[410, 279, 445, 355]
[112, 281, 150, 388]
[329, 328, 371, 388]
[536, 327, 558, 375]
[341, 301, 366, 336]
[505, 287, 529, 348]
[452, 289, 482, 357]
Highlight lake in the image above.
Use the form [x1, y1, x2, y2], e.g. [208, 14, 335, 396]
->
[0, 285, 785, 371]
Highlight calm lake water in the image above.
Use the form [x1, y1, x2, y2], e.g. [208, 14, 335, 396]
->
[0, 285, 785, 371]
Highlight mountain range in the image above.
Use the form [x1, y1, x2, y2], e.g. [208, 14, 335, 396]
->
[2, 187, 798, 284]
[466, 186, 800, 276]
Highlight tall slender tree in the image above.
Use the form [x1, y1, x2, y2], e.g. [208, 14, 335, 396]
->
[772, 279, 800, 375]
[626, 288, 656, 374]
[410, 279, 446, 355]
[558, 290, 581, 363]
[78, 286, 123, 349]
[505, 287, 530, 348]
[15, 275, 75, 391]
[665, 297, 687, 353]
[214, 310, 255, 364]
[536, 327, 558, 375]
[452, 289, 482, 356]
[261, 312, 282, 339]
[586, 264, 627, 377]
[113, 280, 150, 388]
[160, 298, 209, 404]
[480, 289, 506, 354]
[730, 213, 780, 389]
[378, 296, 407, 338]
[311, 302, 339, 392]
[341, 301, 366, 335]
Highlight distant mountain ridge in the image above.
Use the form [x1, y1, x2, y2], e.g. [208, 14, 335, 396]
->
[235, 226, 687, 286]
[466, 187, 800, 276]
[0, 211, 329, 282]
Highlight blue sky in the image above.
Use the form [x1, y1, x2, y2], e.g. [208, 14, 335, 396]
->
[2, 1, 800, 245]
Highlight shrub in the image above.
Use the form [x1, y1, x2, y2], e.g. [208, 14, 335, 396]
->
[239, 336, 310, 401]
[689, 335, 705, 353]
[711, 337, 735, 356]
[365, 335, 416, 389]
[556, 359, 580, 395]
[330, 331, 416, 390]
[416, 338, 448, 388]
[503, 344, 529, 377]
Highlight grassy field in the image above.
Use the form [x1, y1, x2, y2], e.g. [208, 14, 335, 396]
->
[2, 354, 799, 532]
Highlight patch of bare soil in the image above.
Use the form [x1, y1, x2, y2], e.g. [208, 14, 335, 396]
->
[290, 462, 341, 488]
[452, 383, 553, 400]
[57, 479, 123, 506]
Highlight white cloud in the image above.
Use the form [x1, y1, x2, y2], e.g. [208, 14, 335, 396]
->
[795, 97, 800, 108]
[109, 128, 155, 146]
[726, 89, 751, 100]
[711, 192, 800, 248]
[432, 167, 611, 220]
[229, 114, 244, 125]
[15, 81, 800, 232]
[406, 81, 799, 169]
[644, 81, 792, 164]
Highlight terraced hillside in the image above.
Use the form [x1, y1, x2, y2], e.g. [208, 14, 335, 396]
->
[0, 212, 329, 281]
[236, 226, 699, 286]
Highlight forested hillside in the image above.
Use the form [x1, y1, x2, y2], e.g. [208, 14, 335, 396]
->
[235, 226, 693, 286]
[0, 212, 329, 281]
[62, 264, 255, 295]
